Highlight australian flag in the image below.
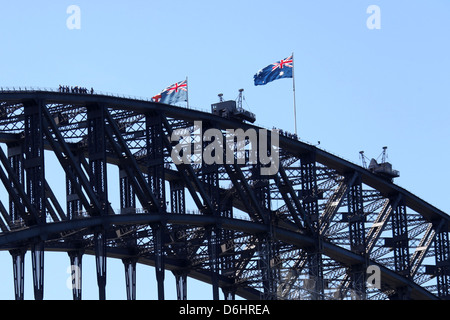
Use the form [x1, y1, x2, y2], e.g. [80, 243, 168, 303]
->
[254, 55, 294, 86]
[153, 80, 188, 105]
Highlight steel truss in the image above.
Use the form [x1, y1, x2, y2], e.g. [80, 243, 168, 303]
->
[0, 90, 447, 300]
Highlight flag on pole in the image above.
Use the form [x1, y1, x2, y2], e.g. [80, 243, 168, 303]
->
[153, 79, 188, 105]
[254, 53, 298, 135]
[253, 55, 294, 86]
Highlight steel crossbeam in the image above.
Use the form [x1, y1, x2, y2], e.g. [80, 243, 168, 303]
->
[273, 164, 308, 231]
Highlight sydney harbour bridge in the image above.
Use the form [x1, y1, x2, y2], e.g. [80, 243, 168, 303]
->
[0, 88, 448, 300]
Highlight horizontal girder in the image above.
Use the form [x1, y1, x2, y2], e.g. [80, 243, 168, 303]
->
[0, 213, 437, 300]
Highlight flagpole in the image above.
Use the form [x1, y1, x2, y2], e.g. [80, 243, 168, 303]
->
[292, 52, 298, 136]
[186, 76, 190, 109]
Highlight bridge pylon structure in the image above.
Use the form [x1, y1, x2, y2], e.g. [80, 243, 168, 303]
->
[0, 88, 448, 300]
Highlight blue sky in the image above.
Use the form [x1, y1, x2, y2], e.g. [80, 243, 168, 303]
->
[0, 0, 449, 299]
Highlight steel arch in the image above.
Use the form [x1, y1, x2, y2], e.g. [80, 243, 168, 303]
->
[0, 89, 448, 300]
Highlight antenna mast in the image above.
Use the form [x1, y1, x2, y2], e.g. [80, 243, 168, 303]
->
[237, 89, 244, 109]
[359, 151, 368, 169]
[381, 146, 388, 164]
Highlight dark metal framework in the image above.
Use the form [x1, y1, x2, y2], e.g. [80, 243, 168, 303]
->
[0, 90, 448, 300]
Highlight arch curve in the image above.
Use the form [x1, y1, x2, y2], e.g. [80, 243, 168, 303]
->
[0, 89, 447, 300]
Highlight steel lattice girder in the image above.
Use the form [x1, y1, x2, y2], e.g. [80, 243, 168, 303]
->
[0, 91, 448, 300]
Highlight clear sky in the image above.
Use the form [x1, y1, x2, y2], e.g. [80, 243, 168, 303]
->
[0, 0, 449, 300]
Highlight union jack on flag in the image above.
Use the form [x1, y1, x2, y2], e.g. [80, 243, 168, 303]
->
[153, 80, 188, 105]
[254, 55, 294, 86]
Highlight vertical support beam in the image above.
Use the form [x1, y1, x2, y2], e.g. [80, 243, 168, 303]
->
[391, 202, 410, 276]
[201, 122, 221, 300]
[202, 166, 220, 215]
[24, 101, 46, 225]
[10, 248, 26, 300]
[173, 271, 188, 300]
[146, 112, 166, 300]
[300, 153, 323, 300]
[146, 112, 165, 211]
[207, 225, 220, 300]
[170, 180, 185, 215]
[24, 101, 46, 300]
[383, 199, 411, 300]
[153, 224, 165, 300]
[119, 168, 136, 214]
[252, 151, 277, 300]
[300, 153, 319, 230]
[94, 229, 107, 300]
[434, 221, 450, 299]
[170, 180, 189, 300]
[347, 177, 366, 254]
[255, 128, 278, 300]
[118, 165, 138, 299]
[87, 104, 109, 300]
[346, 174, 367, 300]
[123, 258, 137, 300]
[87, 104, 108, 217]
[202, 164, 220, 300]
[68, 251, 83, 300]
[31, 242, 44, 300]
[251, 167, 271, 224]
[258, 232, 278, 300]
[220, 195, 236, 300]
[222, 288, 236, 301]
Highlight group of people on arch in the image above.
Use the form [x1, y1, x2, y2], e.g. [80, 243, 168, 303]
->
[59, 85, 94, 94]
